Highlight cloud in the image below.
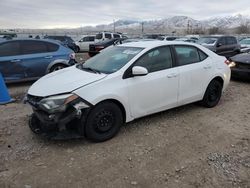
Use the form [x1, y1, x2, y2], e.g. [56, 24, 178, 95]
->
[0, 0, 249, 28]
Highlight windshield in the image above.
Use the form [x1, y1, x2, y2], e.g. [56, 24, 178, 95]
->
[198, 37, 218, 45]
[77, 46, 143, 74]
[240, 39, 250, 45]
[96, 34, 102, 40]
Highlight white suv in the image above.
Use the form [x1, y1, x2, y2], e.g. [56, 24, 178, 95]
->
[95, 32, 123, 42]
[26, 41, 231, 142]
[75, 35, 95, 52]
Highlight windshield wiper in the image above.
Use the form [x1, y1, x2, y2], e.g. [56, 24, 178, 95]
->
[81, 66, 101, 74]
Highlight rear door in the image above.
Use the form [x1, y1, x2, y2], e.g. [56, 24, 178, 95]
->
[216, 37, 229, 56]
[125, 46, 179, 118]
[0, 41, 25, 82]
[173, 45, 214, 105]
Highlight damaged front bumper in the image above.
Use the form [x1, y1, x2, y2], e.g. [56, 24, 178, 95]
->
[25, 94, 92, 140]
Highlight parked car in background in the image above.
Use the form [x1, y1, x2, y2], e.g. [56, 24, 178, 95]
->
[143, 34, 165, 39]
[0, 39, 76, 83]
[157, 36, 179, 41]
[89, 38, 123, 57]
[198, 36, 240, 58]
[174, 37, 197, 43]
[0, 32, 17, 39]
[239, 38, 250, 53]
[75, 35, 95, 52]
[227, 52, 250, 80]
[26, 41, 230, 142]
[44, 35, 78, 53]
[95, 32, 125, 42]
[121, 38, 157, 44]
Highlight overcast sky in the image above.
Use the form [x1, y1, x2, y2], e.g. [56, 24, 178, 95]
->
[0, 0, 250, 29]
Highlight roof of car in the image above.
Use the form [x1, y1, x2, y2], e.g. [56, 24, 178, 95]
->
[119, 40, 199, 49]
[0, 38, 61, 44]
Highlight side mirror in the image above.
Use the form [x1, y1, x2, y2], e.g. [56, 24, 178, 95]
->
[132, 66, 148, 76]
[217, 43, 222, 47]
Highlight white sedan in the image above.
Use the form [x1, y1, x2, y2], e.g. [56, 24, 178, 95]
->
[26, 41, 231, 142]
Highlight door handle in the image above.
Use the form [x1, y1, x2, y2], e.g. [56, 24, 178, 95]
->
[10, 59, 21, 63]
[45, 56, 53, 59]
[167, 73, 178, 78]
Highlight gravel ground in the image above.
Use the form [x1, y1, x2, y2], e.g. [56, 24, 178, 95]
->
[0, 76, 250, 187]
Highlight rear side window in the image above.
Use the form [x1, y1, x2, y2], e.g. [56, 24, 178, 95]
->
[21, 41, 48, 54]
[105, 33, 112, 39]
[0, 41, 21, 57]
[134, 46, 173, 73]
[174, 46, 200, 66]
[198, 50, 208, 61]
[46, 42, 59, 52]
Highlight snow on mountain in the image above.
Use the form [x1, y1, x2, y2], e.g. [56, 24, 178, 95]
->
[97, 15, 250, 31]
[203, 14, 250, 28]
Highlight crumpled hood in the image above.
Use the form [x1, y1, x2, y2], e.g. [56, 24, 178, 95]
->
[28, 66, 107, 97]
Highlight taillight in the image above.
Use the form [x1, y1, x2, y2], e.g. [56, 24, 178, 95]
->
[70, 53, 75, 60]
[95, 46, 105, 51]
[225, 59, 236, 68]
[224, 60, 230, 65]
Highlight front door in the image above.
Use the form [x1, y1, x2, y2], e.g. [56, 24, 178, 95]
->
[125, 46, 179, 118]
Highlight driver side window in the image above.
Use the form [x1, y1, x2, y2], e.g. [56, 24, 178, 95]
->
[134, 46, 173, 73]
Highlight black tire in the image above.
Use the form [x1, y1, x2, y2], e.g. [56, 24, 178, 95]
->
[201, 80, 223, 108]
[29, 113, 42, 134]
[76, 46, 80, 53]
[84, 102, 123, 142]
[49, 64, 66, 72]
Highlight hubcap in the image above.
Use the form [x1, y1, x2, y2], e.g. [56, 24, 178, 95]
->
[94, 110, 114, 133]
[53, 66, 64, 71]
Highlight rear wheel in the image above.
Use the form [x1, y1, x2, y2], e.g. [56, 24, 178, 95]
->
[201, 80, 223, 108]
[84, 102, 123, 142]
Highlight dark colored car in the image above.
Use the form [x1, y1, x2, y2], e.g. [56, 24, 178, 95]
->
[0, 39, 76, 83]
[228, 53, 250, 80]
[198, 36, 240, 58]
[44, 35, 78, 53]
[88, 38, 122, 57]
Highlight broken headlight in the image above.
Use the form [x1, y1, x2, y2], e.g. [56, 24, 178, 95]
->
[39, 94, 88, 113]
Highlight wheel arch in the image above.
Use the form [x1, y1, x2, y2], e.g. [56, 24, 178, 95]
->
[46, 59, 69, 73]
[95, 99, 127, 123]
[202, 76, 224, 98]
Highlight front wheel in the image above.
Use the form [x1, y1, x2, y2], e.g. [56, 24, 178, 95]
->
[29, 113, 42, 134]
[200, 80, 223, 108]
[49, 64, 66, 72]
[84, 102, 123, 142]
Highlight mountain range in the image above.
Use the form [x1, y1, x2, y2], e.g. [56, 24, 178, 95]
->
[3, 14, 250, 36]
